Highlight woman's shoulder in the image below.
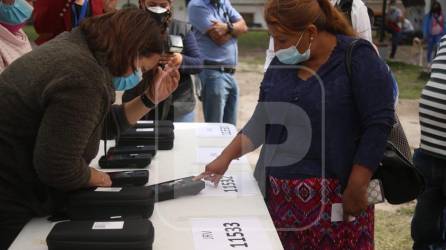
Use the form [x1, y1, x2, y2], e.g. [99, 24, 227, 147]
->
[336, 35, 374, 51]
[336, 35, 378, 63]
[41, 31, 105, 78]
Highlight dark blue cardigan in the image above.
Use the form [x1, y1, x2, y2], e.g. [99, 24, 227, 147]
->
[242, 35, 395, 189]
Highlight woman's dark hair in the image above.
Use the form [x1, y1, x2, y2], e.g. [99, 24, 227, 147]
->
[431, 1, 442, 13]
[80, 8, 165, 76]
[265, 0, 355, 36]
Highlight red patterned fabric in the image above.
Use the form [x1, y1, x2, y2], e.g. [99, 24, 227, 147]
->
[267, 176, 374, 250]
[33, 0, 105, 45]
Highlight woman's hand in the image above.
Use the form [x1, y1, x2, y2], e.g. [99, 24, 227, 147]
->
[88, 168, 112, 187]
[159, 53, 183, 67]
[195, 155, 232, 186]
[342, 164, 373, 219]
[145, 64, 180, 104]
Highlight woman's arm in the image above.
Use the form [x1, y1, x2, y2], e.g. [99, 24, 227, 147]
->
[123, 65, 180, 125]
[34, 74, 111, 190]
[343, 42, 395, 217]
[105, 65, 180, 139]
[196, 85, 270, 184]
[180, 31, 203, 75]
[195, 133, 256, 184]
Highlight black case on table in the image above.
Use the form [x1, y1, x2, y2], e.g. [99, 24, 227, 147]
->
[99, 153, 153, 169]
[108, 145, 157, 156]
[109, 170, 149, 187]
[118, 127, 175, 150]
[147, 176, 206, 202]
[66, 186, 154, 220]
[47, 219, 154, 250]
[135, 120, 175, 129]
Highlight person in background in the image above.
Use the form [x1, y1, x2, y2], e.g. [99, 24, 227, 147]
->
[401, 17, 415, 43]
[411, 35, 446, 250]
[196, 0, 395, 248]
[33, 0, 117, 45]
[423, 1, 446, 64]
[0, 9, 179, 249]
[188, 0, 248, 125]
[0, 0, 32, 72]
[123, 0, 202, 122]
[386, 0, 404, 59]
[264, 0, 373, 71]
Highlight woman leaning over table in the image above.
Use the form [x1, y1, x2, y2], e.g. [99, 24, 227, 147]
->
[196, 0, 395, 248]
[0, 8, 179, 249]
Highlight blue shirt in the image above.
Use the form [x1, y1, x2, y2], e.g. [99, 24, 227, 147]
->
[242, 35, 395, 188]
[188, 0, 242, 66]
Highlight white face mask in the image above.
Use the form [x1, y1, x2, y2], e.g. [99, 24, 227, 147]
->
[275, 32, 312, 65]
[146, 6, 168, 14]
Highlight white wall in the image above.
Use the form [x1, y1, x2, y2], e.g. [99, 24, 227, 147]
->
[232, 4, 266, 28]
[173, 0, 188, 22]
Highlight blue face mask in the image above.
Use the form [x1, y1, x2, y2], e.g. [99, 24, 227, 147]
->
[275, 32, 312, 65]
[0, 0, 33, 25]
[112, 68, 143, 91]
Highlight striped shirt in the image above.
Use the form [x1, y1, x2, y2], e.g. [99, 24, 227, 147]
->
[420, 35, 446, 157]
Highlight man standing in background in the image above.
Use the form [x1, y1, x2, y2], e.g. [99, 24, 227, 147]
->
[188, 0, 247, 125]
[33, 0, 117, 45]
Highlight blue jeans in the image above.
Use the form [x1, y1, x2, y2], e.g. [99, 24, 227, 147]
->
[411, 149, 446, 250]
[390, 31, 402, 59]
[174, 111, 195, 122]
[427, 34, 443, 63]
[199, 69, 239, 125]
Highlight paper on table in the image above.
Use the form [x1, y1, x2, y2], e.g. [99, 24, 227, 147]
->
[137, 120, 154, 124]
[95, 187, 122, 192]
[92, 221, 124, 230]
[199, 173, 259, 197]
[196, 147, 248, 165]
[196, 124, 237, 138]
[191, 217, 275, 250]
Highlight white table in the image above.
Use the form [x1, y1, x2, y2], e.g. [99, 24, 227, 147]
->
[9, 123, 283, 250]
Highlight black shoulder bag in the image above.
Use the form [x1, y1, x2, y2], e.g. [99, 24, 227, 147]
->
[346, 40, 425, 204]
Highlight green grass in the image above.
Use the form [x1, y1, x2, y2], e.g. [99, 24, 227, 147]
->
[387, 61, 428, 100]
[375, 205, 415, 250]
[238, 30, 269, 52]
[22, 25, 38, 42]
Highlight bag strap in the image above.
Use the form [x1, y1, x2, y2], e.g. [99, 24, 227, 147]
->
[345, 39, 361, 80]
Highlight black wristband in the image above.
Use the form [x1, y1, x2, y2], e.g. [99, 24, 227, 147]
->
[140, 94, 156, 109]
[227, 22, 234, 34]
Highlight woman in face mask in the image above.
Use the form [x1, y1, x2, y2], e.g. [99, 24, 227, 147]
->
[0, 0, 33, 72]
[0, 8, 179, 249]
[423, 1, 446, 64]
[122, 0, 202, 122]
[196, 0, 395, 248]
